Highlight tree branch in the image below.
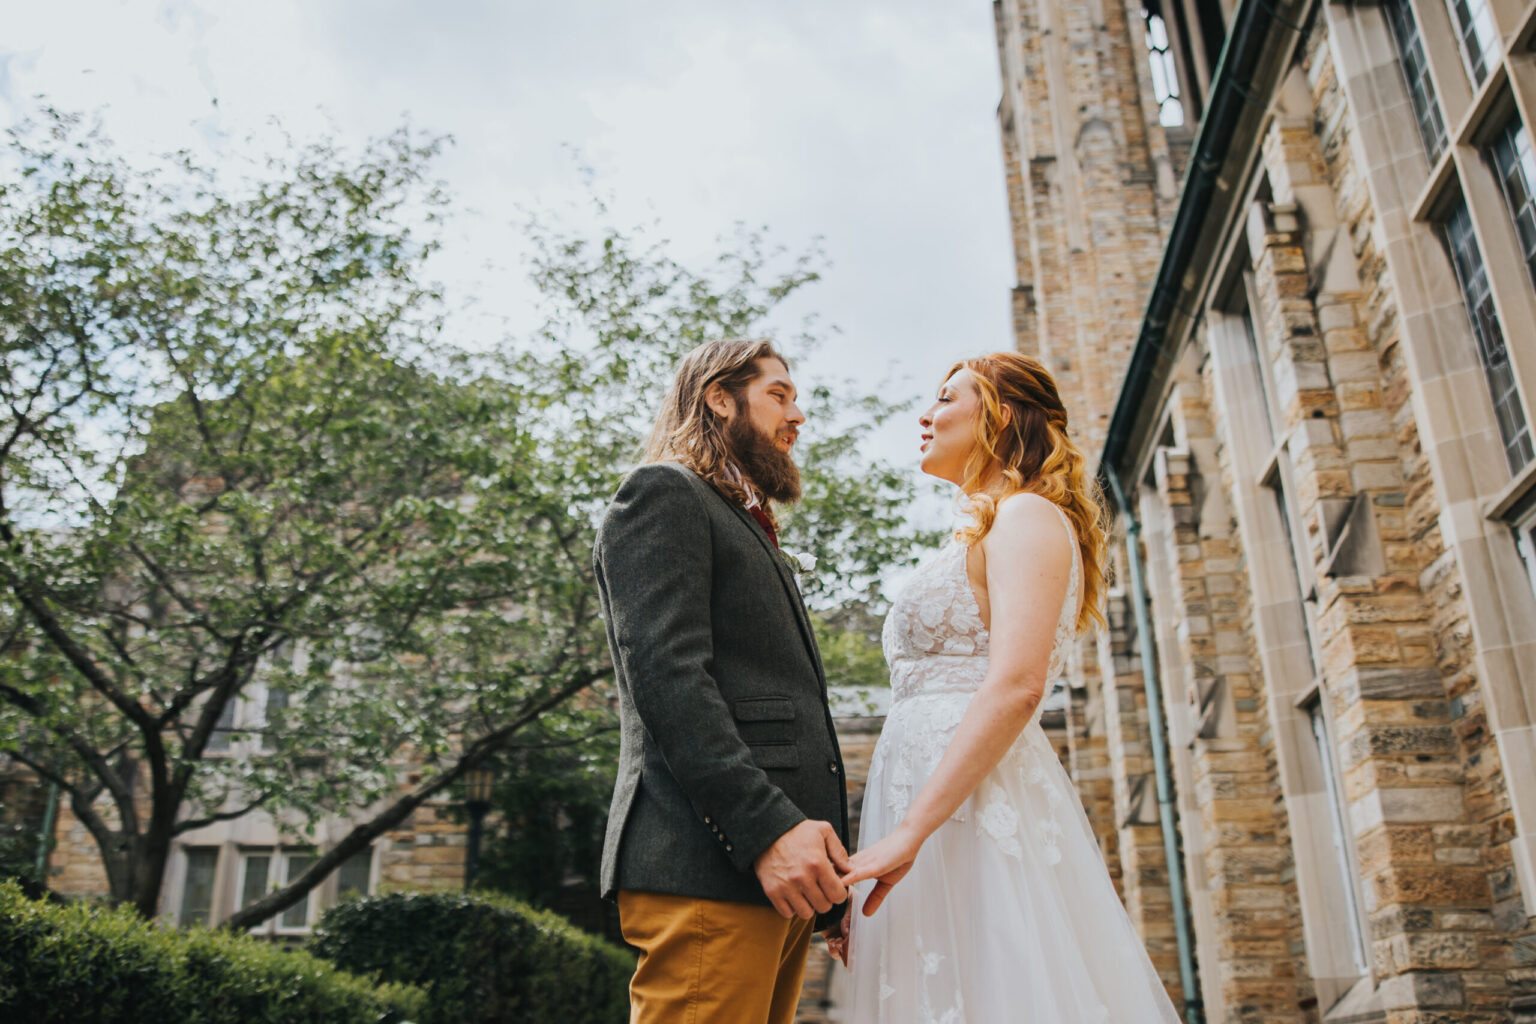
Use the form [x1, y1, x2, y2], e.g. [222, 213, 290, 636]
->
[173, 793, 273, 835]
[0, 681, 140, 826]
[221, 668, 603, 930]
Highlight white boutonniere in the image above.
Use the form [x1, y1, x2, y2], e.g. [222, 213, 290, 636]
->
[782, 549, 818, 582]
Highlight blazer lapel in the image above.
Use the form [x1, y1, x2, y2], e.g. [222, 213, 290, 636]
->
[721, 501, 827, 689]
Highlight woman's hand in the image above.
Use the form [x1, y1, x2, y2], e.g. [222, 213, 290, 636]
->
[837, 825, 923, 917]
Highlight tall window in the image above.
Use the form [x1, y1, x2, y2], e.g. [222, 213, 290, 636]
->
[336, 848, 374, 901]
[1443, 195, 1535, 471]
[258, 686, 288, 753]
[1490, 116, 1536, 291]
[1383, 0, 1450, 162]
[1305, 700, 1372, 976]
[179, 847, 219, 927]
[1143, 10, 1185, 126]
[1446, 0, 1501, 86]
[206, 699, 236, 754]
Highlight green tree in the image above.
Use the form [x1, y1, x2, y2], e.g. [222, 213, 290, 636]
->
[0, 109, 933, 928]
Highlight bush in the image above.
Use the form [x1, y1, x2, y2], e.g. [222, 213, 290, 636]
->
[0, 881, 425, 1024]
[312, 890, 634, 1024]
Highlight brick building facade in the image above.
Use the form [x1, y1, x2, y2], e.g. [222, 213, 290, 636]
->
[994, 0, 1536, 1021]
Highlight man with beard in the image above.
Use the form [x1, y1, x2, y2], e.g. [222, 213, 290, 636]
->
[594, 339, 851, 1024]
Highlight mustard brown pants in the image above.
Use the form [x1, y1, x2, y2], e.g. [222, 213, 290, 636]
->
[617, 889, 816, 1024]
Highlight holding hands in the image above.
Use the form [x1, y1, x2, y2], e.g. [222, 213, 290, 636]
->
[838, 823, 922, 918]
[753, 819, 853, 920]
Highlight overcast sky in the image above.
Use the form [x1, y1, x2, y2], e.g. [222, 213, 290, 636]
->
[2, 0, 1013, 480]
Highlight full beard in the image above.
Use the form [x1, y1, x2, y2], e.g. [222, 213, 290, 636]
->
[726, 414, 802, 504]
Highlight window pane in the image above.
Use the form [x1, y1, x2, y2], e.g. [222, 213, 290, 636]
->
[1447, 0, 1501, 86]
[179, 848, 219, 927]
[1516, 519, 1536, 603]
[337, 849, 372, 900]
[1307, 702, 1371, 976]
[260, 686, 288, 752]
[1443, 196, 1535, 472]
[1240, 307, 1278, 446]
[1383, 0, 1450, 161]
[206, 698, 236, 754]
[280, 854, 315, 929]
[240, 853, 271, 910]
[1141, 10, 1185, 127]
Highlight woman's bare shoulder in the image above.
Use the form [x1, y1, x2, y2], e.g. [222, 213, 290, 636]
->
[987, 493, 1071, 563]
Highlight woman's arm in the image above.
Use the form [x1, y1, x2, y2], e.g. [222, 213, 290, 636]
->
[839, 493, 1073, 915]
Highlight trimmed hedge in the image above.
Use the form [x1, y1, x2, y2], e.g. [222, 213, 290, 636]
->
[312, 891, 634, 1024]
[0, 881, 425, 1024]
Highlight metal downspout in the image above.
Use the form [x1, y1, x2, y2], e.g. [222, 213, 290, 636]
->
[1107, 467, 1203, 1024]
[35, 782, 59, 881]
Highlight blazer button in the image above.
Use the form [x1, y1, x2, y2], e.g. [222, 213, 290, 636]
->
[725, 844, 733, 852]
[704, 816, 712, 824]
[829, 762, 841, 774]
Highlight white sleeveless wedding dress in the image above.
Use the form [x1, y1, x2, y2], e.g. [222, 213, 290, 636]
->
[847, 506, 1182, 1024]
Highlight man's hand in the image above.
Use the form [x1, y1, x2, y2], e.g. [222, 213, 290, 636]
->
[753, 819, 852, 920]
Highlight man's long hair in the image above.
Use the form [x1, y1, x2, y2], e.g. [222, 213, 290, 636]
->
[645, 338, 787, 509]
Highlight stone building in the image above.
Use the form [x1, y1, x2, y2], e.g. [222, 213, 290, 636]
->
[994, 0, 1536, 1021]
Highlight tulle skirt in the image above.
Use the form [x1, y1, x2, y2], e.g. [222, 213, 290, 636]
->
[846, 692, 1183, 1024]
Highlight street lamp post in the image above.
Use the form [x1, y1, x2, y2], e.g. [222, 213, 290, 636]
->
[463, 766, 495, 892]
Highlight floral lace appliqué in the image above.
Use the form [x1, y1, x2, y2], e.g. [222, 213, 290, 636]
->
[976, 785, 1023, 861]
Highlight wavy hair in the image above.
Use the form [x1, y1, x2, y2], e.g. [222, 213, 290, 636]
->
[645, 338, 786, 515]
[948, 352, 1108, 632]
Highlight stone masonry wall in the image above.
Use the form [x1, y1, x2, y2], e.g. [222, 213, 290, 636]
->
[1299, 18, 1536, 1020]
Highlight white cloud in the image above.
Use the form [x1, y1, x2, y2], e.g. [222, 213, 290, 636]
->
[2, 0, 1010, 490]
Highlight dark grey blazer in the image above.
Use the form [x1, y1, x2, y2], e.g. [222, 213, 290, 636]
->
[594, 462, 849, 925]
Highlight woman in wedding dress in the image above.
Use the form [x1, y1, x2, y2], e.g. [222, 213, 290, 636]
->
[831, 353, 1182, 1024]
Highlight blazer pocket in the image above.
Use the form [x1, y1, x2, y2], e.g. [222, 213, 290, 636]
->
[733, 696, 796, 722]
[746, 740, 800, 770]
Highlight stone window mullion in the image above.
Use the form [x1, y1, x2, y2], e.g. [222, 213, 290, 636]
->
[1383, 0, 1454, 163]
[1404, 0, 1478, 134]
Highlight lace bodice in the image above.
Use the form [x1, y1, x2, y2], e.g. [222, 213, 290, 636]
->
[881, 502, 1080, 704]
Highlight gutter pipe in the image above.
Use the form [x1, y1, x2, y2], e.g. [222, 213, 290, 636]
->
[35, 782, 59, 881]
[1106, 465, 1204, 1024]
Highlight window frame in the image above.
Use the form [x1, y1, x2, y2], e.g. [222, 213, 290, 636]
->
[236, 846, 321, 937]
[1440, 188, 1535, 472]
[1488, 113, 1536, 292]
[178, 846, 220, 928]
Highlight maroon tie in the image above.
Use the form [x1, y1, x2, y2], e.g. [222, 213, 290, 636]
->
[748, 506, 779, 548]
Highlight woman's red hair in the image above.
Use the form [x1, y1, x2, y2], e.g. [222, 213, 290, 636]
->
[948, 352, 1108, 632]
